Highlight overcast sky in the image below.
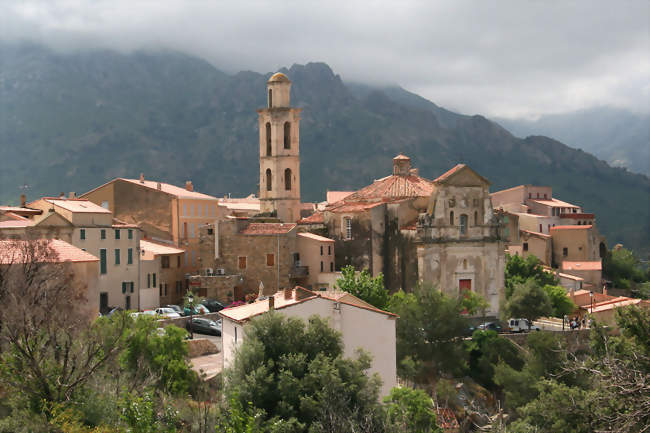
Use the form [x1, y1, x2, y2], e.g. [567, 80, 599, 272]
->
[2, 0, 648, 118]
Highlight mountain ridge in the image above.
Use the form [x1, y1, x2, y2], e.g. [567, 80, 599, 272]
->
[0, 43, 648, 254]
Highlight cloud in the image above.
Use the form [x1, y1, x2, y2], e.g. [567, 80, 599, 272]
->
[1, 0, 648, 118]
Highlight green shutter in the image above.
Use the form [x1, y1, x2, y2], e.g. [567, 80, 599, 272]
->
[127, 248, 133, 265]
[152, 273, 156, 287]
[115, 229, 120, 240]
[100, 249, 107, 274]
[122, 282, 126, 294]
[80, 229, 85, 240]
[101, 229, 106, 240]
[128, 229, 133, 239]
[115, 249, 120, 265]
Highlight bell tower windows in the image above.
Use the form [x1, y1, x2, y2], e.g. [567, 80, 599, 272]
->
[268, 89, 273, 108]
[266, 169, 272, 191]
[285, 168, 292, 190]
[266, 123, 272, 156]
[284, 122, 291, 149]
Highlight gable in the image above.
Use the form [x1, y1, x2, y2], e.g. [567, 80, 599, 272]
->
[33, 212, 74, 227]
[435, 165, 490, 187]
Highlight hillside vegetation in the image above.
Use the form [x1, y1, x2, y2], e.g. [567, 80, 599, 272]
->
[1, 43, 648, 254]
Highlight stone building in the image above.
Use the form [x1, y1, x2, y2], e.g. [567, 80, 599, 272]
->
[81, 175, 219, 275]
[139, 239, 186, 309]
[415, 164, 505, 315]
[258, 73, 302, 223]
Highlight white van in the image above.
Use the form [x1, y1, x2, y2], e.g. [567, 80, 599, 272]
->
[508, 318, 541, 333]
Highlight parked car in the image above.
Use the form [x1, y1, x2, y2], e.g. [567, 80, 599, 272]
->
[165, 305, 183, 315]
[186, 318, 222, 336]
[141, 310, 157, 318]
[155, 307, 181, 319]
[184, 304, 210, 316]
[477, 322, 503, 333]
[508, 318, 541, 333]
[129, 312, 142, 319]
[201, 299, 226, 313]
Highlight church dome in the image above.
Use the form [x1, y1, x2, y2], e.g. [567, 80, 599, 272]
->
[268, 72, 290, 83]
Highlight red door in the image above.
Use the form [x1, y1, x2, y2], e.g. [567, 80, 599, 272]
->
[459, 279, 472, 295]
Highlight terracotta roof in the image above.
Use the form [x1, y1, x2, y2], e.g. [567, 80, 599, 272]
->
[297, 212, 324, 224]
[339, 173, 434, 203]
[239, 223, 296, 235]
[140, 239, 185, 256]
[520, 229, 552, 239]
[120, 179, 218, 200]
[562, 261, 602, 271]
[0, 239, 99, 264]
[43, 198, 111, 214]
[0, 219, 34, 228]
[297, 232, 334, 243]
[326, 201, 385, 214]
[588, 298, 644, 313]
[393, 154, 411, 161]
[436, 408, 460, 430]
[326, 191, 354, 204]
[219, 287, 397, 324]
[0, 206, 42, 215]
[530, 198, 579, 208]
[557, 272, 584, 282]
[551, 225, 593, 230]
[318, 290, 374, 309]
[434, 164, 466, 183]
[112, 218, 139, 228]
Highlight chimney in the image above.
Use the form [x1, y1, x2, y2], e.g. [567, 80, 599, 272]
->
[59, 192, 65, 199]
[157, 182, 162, 190]
[69, 192, 76, 199]
[284, 287, 293, 300]
[392, 155, 411, 176]
[20, 194, 26, 207]
[409, 168, 419, 177]
[185, 181, 194, 192]
[139, 173, 145, 183]
[268, 295, 275, 310]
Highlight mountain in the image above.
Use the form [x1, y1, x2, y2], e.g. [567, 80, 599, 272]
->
[1, 43, 648, 255]
[495, 108, 650, 176]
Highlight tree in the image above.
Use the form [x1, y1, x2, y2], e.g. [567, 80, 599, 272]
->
[383, 387, 441, 433]
[503, 279, 552, 324]
[505, 254, 557, 298]
[335, 265, 390, 310]
[224, 312, 385, 432]
[389, 284, 470, 379]
[603, 247, 649, 291]
[0, 239, 129, 413]
[541, 284, 576, 318]
[465, 330, 523, 389]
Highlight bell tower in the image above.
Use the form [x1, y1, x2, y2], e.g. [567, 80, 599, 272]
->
[258, 72, 301, 223]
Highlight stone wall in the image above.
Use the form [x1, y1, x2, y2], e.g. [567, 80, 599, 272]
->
[186, 338, 219, 357]
[189, 274, 241, 303]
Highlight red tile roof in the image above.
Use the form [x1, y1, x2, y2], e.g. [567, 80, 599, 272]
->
[338, 173, 434, 203]
[298, 212, 324, 224]
[326, 191, 354, 204]
[551, 225, 593, 230]
[0, 239, 99, 264]
[326, 201, 385, 214]
[434, 164, 466, 183]
[520, 229, 551, 239]
[42, 198, 111, 214]
[0, 219, 34, 228]
[297, 232, 334, 243]
[436, 408, 460, 430]
[562, 261, 602, 271]
[240, 223, 296, 235]
[530, 198, 580, 208]
[140, 239, 185, 256]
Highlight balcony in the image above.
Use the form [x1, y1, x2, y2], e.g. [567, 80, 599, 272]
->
[289, 265, 309, 279]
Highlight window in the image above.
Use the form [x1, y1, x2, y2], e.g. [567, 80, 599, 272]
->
[101, 229, 106, 240]
[328, 245, 331, 255]
[127, 248, 133, 265]
[284, 168, 292, 190]
[345, 218, 352, 240]
[147, 273, 151, 288]
[101, 200, 109, 209]
[539, 224, 543, 232]
[266, 253, 274, 266]
[176, 281, 181, 294]
[204, 204, 209, 217]
[183, 222, 188, 239]
[544, 193, 548, 199]
[528, 193, 532, 199]
[190, 223, 195, 238]
[474, 211, 478, 225]
[266, 169, 272, 191]
[235, 326, 238, 343]
[320, 245, 323, 256]
[563, 247, 568, 257]
[536, 193, 540, 198]
[125, 296, 131, 310]
[183, 204, 188, 216]
[80, 229, 85, 240]
[320, 261, 324, 272]
[268, 89, 273, 108]
[266, 122, 272, 156]
[177, 256, 181, 267]
[128, 229, 133, 239]
[460, 214, 468, 234]
[100, 249, 107, 274]
[330, 262, 334, 272]
[238, 256, 247, 269]
[122, 282, 127, 294]
[198, 204, 202, 216]
[523, 242, 529, 252]
[283, 122, 291, 149]
[473, 198, 479, 207]
[152, 273, 156, 288]
[450, 211, 454, 226]
[162, 256, 170, 268]
[130, 282, 134, 293]
[100, 293, 108, 312]
[207, 228, 214, 235]
[159, 284, 162, 296]
[114, 249, 120, 265]
[115, 229, 120, 240]
[164, 284, 167, 296]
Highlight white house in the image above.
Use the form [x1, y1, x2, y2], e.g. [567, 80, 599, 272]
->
[218, 286, 398, 397]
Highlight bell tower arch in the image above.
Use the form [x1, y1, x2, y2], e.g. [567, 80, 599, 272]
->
[257, 72, 301, 222]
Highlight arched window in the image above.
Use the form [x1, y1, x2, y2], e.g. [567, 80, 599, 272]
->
[268, 89, 273, 108]
[265, 123, 272, 156]
[266, 169, 272, 191]
[284, 168, 292, 190]
[449, 211, 454, 225]
[283, 122, 291, 149]
[474, 210, 478, 225]
[460, 214, 468, 234]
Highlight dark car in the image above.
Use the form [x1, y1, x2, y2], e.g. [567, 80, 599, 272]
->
[201, 299, 226, 313]
[477, 322, 503, 333]
[186, 317, 222, 336]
